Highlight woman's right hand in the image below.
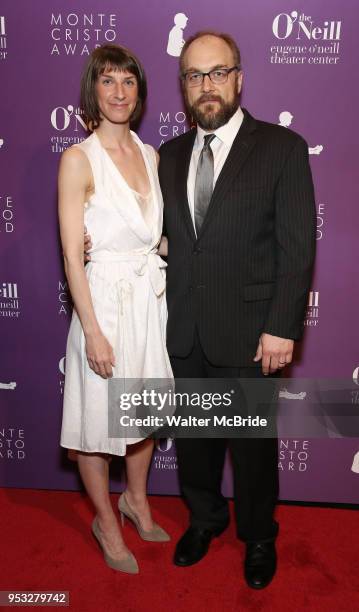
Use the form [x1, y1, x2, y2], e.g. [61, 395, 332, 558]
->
[85, 331, 115, 379]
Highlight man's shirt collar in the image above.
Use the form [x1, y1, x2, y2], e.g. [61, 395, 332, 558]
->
[195, 106, 244, 149]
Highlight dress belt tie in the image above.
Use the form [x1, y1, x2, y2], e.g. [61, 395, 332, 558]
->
[90, 250, 167, 314]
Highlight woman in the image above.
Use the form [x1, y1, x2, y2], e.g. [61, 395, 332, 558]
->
[58, 44, 172, 574]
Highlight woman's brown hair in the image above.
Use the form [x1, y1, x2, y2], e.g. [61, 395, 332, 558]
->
[80, 43, 147, 130]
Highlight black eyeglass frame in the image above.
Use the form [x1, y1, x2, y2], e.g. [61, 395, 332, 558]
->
[181, 65, 241, 86]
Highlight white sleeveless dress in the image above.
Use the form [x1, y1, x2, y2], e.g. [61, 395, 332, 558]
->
[60, 131, 173, 456]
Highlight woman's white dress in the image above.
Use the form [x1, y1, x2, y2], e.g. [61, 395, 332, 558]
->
[60, 131, 173, 456]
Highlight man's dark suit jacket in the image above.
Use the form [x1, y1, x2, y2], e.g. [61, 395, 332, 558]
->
[158, 109, 316, 367]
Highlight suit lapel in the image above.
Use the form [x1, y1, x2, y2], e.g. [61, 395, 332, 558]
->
[198, 109, 258, 238]
[174, 128, 197, 241]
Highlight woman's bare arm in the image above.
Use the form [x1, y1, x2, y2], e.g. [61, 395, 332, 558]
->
[58, 148, 115, 378]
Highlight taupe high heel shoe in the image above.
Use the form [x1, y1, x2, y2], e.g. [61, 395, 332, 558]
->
[118, 493, 171, 542]
[91, 517, 139, 574]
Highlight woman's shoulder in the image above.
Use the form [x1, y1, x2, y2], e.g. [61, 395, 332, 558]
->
[143, 142, 159, 167]
[60, 141, 94, 177]
[72, 132, 97, 154]
[61, 133, 96, 164]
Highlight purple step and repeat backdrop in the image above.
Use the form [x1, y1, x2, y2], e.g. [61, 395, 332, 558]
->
[1, 1, 358, 503]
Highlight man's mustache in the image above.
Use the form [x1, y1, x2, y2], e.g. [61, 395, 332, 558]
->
[194, 95, 224, 105]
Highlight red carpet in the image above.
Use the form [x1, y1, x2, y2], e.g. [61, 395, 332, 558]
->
[0, 488, 358, 611]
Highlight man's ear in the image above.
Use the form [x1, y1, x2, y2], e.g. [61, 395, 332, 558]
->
[237, 71, 243, 95]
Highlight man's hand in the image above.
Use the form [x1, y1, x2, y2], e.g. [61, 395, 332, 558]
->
[254, 333, 294, 375]
[84, 225, 92, 263]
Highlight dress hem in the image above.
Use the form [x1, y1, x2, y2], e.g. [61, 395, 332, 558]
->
[60, 440, 146, 458]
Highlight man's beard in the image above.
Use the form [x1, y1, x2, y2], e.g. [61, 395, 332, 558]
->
[186, 93, 239, 131]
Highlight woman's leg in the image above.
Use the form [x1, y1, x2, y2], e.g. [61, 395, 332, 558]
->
[124, 438, 155, 531]
[77, 452, 131, 559]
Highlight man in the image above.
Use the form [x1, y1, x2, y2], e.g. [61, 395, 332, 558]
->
[158, 31, 316, 588]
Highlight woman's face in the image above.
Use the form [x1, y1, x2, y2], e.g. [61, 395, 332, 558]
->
[95, 68, 139, 125]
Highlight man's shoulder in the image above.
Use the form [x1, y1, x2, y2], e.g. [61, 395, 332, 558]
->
[159, 128, 196, 157]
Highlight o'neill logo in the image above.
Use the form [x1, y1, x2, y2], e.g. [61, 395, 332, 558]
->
[0, 16, 7, 60]
[154, 438, 178, 470]
[0, 282, 20, 318]
[156, 438, 173, 452]
[353, 366, 359, 386]
[272, 11, 341, 40]
[50, 105, 87, 153]
[51, 105, 87, 132]
[304, 291, 319, 327]
[270, 11, 342, 65]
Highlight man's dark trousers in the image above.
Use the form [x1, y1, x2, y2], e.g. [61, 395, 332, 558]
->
[171, 329, 279, 543]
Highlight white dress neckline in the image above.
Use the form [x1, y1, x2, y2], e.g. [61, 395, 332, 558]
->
[93, 131, 152, 199]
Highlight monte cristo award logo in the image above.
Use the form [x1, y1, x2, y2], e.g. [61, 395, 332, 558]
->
[50, 12, 118, 56]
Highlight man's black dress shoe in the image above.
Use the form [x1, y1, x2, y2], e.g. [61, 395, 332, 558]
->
[244, 541, 277, 589]
[174, 526, 218, 566]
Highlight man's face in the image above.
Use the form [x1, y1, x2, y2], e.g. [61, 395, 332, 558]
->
[181, 35, 243, 131]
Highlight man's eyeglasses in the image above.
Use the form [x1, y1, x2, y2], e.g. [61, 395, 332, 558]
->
[182, 66, 240, 87]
